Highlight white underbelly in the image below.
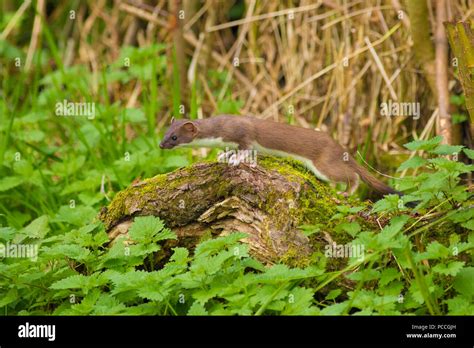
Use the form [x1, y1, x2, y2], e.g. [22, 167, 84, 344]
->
[179, 137, 239, 149]
[251, 142, 329, 182]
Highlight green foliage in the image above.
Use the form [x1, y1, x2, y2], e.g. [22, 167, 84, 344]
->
[0, 23, 471, 315]
[0, 218, 324, 315]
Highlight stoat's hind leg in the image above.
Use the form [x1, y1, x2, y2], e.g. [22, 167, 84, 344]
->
[345, 173, 359, 195]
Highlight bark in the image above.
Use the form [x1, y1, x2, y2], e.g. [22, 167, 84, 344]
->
[445, 20, 474, 139]
[169, 0, 187, 101]
[98, 156, 379, 265]
[405, 0, 438, 99]
[435, 0, 451, 144]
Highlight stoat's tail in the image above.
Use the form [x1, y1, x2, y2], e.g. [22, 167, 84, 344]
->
[348, 158, 419, 208]
[349, 158, 402, 196]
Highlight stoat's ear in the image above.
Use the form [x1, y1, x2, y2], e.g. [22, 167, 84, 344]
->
[170, 116, 175, 124]
[182, 121, 197, 134]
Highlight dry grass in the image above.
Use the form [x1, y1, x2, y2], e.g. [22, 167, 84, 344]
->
[2, 0, 473, 167]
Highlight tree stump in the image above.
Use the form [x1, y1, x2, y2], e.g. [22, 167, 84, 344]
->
[98, 156, 375, 265]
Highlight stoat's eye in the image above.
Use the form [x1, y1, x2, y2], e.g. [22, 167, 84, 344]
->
[171, 135, 178, 141]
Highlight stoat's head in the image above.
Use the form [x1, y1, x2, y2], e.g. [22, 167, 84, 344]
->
[159, 118, 198, 149]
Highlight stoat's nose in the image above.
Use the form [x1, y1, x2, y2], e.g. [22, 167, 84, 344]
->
[159, 142, 165, 149]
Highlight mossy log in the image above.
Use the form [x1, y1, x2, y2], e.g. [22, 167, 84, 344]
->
[99, 157, 379, 265]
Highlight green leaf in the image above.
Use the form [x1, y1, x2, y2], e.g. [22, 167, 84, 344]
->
[415, 241, 450, 261]
[335, 222, 361, 237]
[320, 302, 348, 315]
[346, 269, 380, 281]
[453, 267, 474, 299]
[299, 224, 321, 237]
[0, 176, 24, 192]
[452, 113, 467, 124]
[282, 287, 319, 315]
[463, 148, 474, 160]
[124, 108, 146, 123]
[169, 247, 189, 265]
[0, 227, 16, 242]
[461, 219, 474, 230]
[325, 289, 342, 301]
[432, 261, 465, 276]
[50, 273, 108, 294]
[188, 301, 208, 315]
[397, 156, 426, 171]
[430, 144, 464, 155]
[445, 296, 474, 315]
[0, 288, 18, 308]
[379, 268, 400, 286]
[194, 232, 247, 257]
[450, 94, 465, 106]
[128, 216, 175, 244]
[377, 215, 409, 245]
[21, 215, 49, 239]
[403, 136, 443, 151]
[54, 205, 96, 226]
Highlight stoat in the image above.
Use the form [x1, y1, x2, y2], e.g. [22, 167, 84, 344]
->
[159, 115, 400, 196]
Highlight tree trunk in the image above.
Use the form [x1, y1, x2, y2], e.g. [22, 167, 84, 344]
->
[98, 156, 379, 266]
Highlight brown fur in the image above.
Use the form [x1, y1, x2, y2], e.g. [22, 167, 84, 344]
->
[160, 115, 398, 195]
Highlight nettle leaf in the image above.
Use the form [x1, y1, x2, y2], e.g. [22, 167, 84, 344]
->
[371, 194, 401, 214]
[194, 232, 247, 257]
[108, 270, 148, 295]
[325, 289, 342, 301]
[188, 301, 208, 315]
[92, 294, 126, 315]
[0, 227, 16, 242]
[320, 302, 348, 315]
[0, 176, 24, 192]
[346, 269, 380, 282]
[50, 272, 108, 294]
[430, 144, 464, 155]
[21, 215, 50, 239]
[453, 267, 474, 299]
[408, 276, 436, 305]
[403, 136, 443, 152]
[461, 220, 474, 230]
[281, 287, 319, 315]
[415, 241, 450, 261]
[252, 264, 323, 284]
[397, 156, 426, 171]
[377, 215, 409, 245]
[137, 283, 171, 302]
[169, 247, 189, 265]
[335, 222, 361, 237]
[43, 244, 91, 261]
[463, 148, 474, 160]
[299, 224, 321, 237]
[53, 205, 96, 226]
[449, 207, 474, 224]
[445, 296, 474, 315]
[128, 216, 176, 244]
[0, 288, 18, 308]
[432, 261, 465, 276]
[429, 158, 474, 174]
[379, 268, 401, 287]
[191, 249, 236, 276]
